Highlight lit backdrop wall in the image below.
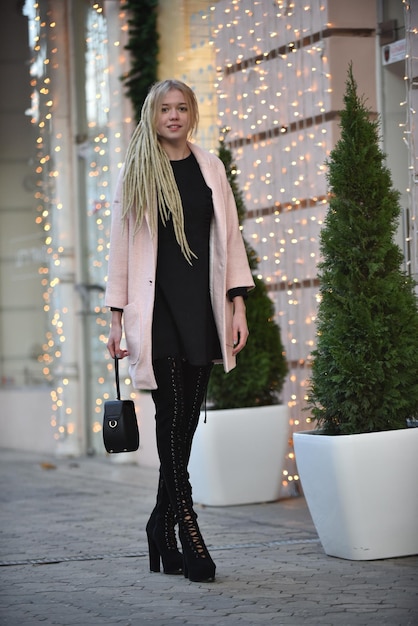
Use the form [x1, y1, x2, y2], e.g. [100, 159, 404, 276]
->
[205, 0, 376, 492]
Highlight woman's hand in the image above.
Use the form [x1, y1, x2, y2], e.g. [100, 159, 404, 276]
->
[231, 296, 249, 356]
[107, 311, 130, 359]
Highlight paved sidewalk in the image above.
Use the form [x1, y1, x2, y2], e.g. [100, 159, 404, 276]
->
[0, 449, 417, 626]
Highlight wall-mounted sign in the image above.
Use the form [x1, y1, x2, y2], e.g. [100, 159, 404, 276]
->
[382, 39, 406, 66]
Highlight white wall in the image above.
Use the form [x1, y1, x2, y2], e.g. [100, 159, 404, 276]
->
[0, 389, 56, 455]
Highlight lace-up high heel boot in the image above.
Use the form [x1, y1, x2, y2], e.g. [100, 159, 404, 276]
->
[146, 474, 183, 575]
[152, 357, 216, 583]
[183, 360, 213, 462]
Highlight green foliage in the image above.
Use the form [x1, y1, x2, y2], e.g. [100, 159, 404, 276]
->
[307, 65, 418, 434]
[207, 135, 288, 409]
[123, 0, 159, 123]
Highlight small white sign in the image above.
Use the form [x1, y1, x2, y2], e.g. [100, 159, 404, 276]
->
[382, 39, 406, 65]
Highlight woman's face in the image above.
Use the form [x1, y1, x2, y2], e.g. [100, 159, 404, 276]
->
[155, 89, 191, 147]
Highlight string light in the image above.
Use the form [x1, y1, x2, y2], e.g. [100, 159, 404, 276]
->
[206, 0, 332, 495]
[206, 0, 415, 494]
[24, 0, 132, 453]
[402, 0, 418, 283]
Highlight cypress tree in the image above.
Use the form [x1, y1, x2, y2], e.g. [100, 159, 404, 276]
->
[308, 65, 418, 434]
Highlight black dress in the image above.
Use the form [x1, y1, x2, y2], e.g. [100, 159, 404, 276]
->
[152, 153, 222, 365]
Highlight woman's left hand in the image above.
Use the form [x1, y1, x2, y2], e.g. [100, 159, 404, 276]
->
[231, 296, 249, 356]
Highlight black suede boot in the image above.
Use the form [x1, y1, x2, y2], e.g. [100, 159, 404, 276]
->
[152, 357, 216, 583]
[182, 359, 213, 461]
[146, 473, 183, 574]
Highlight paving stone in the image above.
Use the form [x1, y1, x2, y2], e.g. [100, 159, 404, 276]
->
[1, 449, 417, 626]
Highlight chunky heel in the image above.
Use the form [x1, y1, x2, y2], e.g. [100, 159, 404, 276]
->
[147, 532, 161, 573]
[146, 513, 183, 575]
[146, 476, 183, 575]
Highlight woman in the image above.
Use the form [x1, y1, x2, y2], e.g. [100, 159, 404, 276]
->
[106, 79, 254, 583]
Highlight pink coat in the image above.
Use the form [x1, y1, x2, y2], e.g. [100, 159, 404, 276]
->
[105, 142, 255, 390]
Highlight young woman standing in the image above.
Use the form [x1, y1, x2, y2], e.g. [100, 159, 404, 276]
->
[106, 80, 254, 582]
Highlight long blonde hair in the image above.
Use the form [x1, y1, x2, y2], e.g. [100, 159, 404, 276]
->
[122, 79, 199, 263]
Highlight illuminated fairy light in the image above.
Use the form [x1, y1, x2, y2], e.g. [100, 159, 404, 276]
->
[83, 1, 136, 453]
[24, 0, 72, 445]
[208, 0, 334, 495]
[24, 0, 132, 452]
[402, 0, 418, 284]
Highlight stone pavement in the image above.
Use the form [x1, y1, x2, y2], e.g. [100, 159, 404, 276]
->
[0, 449, 417, 626]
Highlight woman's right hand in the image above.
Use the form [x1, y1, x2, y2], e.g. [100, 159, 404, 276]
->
[107, 311, 130, 359]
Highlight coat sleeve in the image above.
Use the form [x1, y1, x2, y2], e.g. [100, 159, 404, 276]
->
[104, 166, 129, 309]
[217, 159, 255, 294]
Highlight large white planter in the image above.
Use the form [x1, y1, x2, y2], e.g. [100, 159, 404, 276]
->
[293, 427, 418, 560]
[189, 404, 289, 506]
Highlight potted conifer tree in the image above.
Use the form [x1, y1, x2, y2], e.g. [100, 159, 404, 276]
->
[189, 135, 289, 506]
[293, 65, 418, 560]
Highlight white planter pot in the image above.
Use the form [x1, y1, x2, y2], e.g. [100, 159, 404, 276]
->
[189, 404, 289, 506]
[293, 427, 418, 560]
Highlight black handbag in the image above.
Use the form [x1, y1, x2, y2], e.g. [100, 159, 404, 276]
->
[102, 357, 140, 453]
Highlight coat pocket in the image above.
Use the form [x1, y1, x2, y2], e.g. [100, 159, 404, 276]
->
[123, 303, 141, 365]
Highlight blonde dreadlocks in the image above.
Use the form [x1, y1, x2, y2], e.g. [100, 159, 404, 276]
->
[122, 80, 199, 264]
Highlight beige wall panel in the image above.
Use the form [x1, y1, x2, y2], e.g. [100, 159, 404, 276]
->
[0, 309, 45, 386]
[0, 164, 35, 209]
[327, 0, 377, 29]
[0, 114, 33, 160]
[0, 258, 43, 308]
[0, 389, 55, 453]
[328, 37, 377, 112]
[0, 210, 42, 259]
